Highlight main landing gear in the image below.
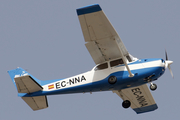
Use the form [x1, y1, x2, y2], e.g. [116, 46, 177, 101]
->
[108, 76, 117, 84]
[150, 83, 157, 91]
[122, 100, 131, 108]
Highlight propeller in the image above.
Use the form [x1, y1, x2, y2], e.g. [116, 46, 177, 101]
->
[165, 50, 174, 78]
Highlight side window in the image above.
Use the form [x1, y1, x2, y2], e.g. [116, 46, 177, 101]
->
[110, 59, 124, 67]
[126, 55, 132, 62]
[95, 63, 108, 71]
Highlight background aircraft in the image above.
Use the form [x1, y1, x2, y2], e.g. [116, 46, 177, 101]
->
[8, 4, 173, 114]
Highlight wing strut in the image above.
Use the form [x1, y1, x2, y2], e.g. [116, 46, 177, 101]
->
[115, 39, 134, 77]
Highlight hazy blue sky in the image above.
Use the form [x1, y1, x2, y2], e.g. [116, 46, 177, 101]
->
[1, 0, 179, 120]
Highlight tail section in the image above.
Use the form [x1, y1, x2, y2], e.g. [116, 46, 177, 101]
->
[8, 67, 48, 111]
[8, 67, 42, 91]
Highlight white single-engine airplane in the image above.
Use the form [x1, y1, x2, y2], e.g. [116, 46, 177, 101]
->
[8, 4, 173, 114]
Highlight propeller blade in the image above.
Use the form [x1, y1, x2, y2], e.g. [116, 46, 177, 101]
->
[165, 50, 168, 60]
[165, 50, 173, 78]
[168, 65, 174, 79]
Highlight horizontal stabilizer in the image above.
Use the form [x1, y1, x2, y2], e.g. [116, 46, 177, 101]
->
[22, 96, 48, 111]
[14, 75, 43, 93]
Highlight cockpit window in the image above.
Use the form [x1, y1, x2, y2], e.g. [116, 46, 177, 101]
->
[110, 59, 124, 67]
[161, 59, 165, 63]
[95, 63, 108, 71]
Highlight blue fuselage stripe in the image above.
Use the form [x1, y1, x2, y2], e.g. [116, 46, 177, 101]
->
[20, 66, 165, 97]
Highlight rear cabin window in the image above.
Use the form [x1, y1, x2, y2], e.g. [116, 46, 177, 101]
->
[110, 59, 124, 67]
[95, 63, 108, 71]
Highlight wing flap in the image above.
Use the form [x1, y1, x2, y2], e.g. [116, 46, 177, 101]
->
[14, 75, 43, 93]
[85, 38, 124, 64]
[22, 96, 48, 111]
[113, 84, 158, 114]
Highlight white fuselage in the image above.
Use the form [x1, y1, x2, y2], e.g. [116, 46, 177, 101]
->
[26, 58, 165, 97]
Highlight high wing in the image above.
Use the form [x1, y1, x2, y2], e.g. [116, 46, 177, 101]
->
[77, 4, 130, 65]
[113, 84, 158, 114]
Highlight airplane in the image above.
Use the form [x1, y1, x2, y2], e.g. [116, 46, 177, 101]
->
[8, 4, 173, 114]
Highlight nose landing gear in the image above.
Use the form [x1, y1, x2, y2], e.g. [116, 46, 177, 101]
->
[144, 75, 157, 91]
[150, 83, 157, 91]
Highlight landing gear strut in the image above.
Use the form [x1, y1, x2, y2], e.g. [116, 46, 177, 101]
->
[122, 100, 131, 108]
[150, 83, 157, 91]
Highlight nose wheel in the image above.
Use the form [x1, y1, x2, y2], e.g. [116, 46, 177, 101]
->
[150, 83, 157, 91]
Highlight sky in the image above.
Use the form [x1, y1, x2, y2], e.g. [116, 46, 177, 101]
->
[1, 0, 179, 120]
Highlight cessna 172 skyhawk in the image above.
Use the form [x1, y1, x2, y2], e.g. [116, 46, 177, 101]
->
[8, 4, 173, 114]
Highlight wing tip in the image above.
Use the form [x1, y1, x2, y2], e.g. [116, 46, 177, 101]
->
[133, 104, 158, 114]
[76, 4, 102, 16]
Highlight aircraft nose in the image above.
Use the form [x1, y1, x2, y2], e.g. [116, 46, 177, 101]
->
[166, 60, 173, 65]
[165, 60, 174, 78]
[165, 60, 173, 69]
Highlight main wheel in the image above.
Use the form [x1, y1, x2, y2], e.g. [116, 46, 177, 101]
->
[108, 76, 117, 84]
[150, 83, 157, 91]
[122, 100, 131, 108]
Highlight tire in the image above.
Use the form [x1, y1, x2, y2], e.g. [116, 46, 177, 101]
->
[122, 100, 131, 108]
[150, 83, 157, 91]
[108, 76, 117, 84]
